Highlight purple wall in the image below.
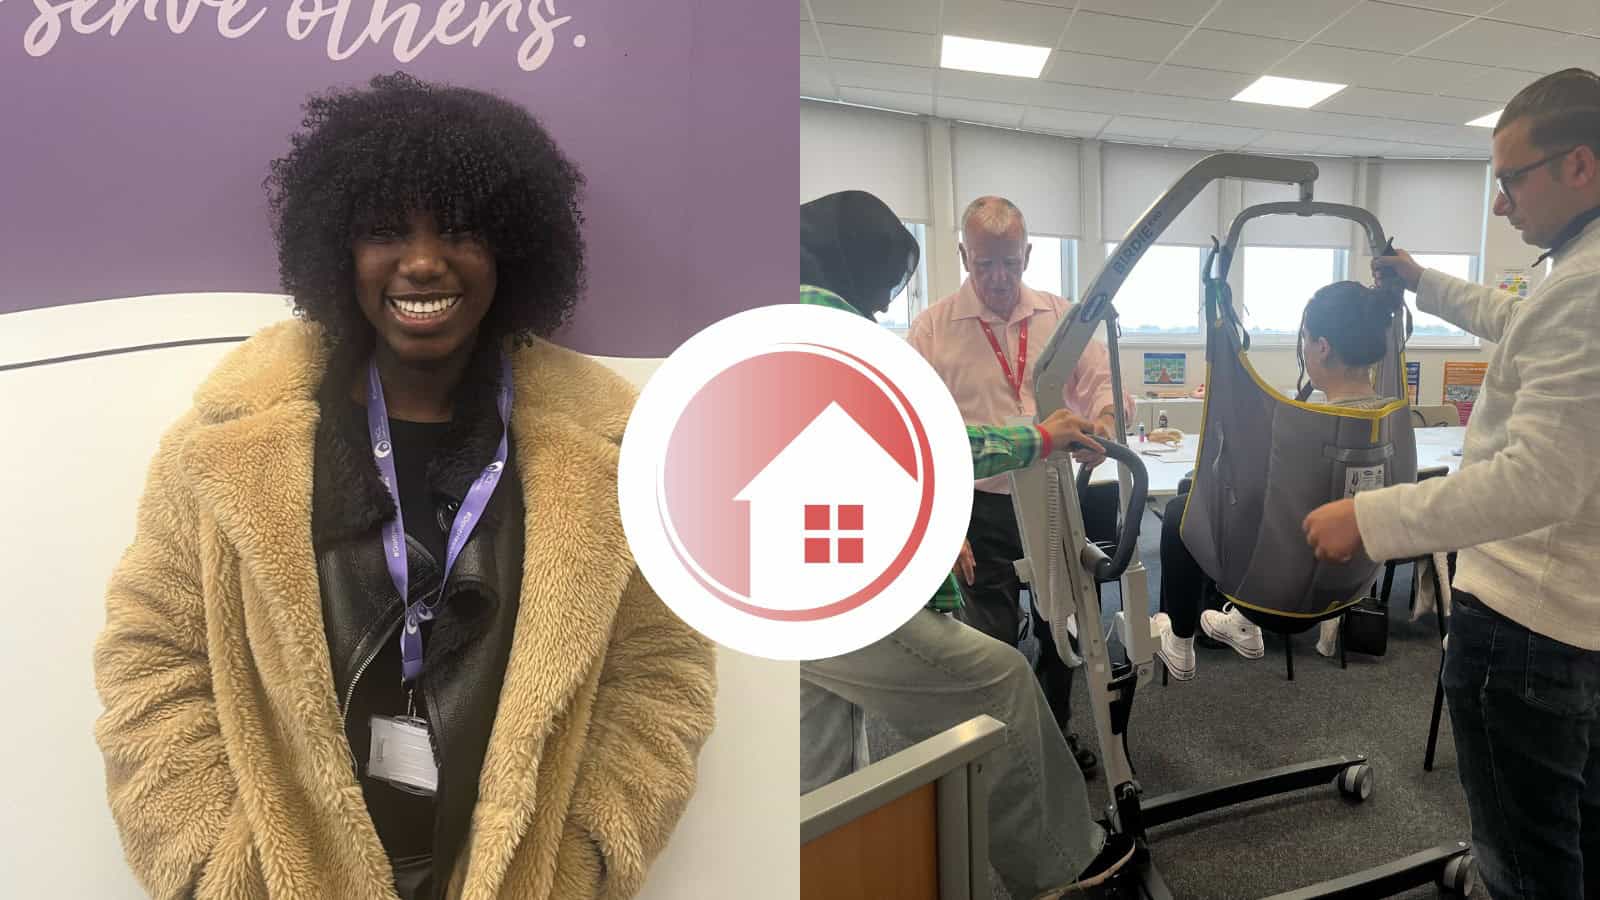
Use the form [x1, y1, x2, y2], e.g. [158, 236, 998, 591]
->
[0, 1, 796, 357]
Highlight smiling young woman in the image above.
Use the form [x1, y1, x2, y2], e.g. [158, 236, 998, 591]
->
[91, 73, 716, 900]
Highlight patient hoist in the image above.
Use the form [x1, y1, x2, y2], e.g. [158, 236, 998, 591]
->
[1007, 153, 1476, 898]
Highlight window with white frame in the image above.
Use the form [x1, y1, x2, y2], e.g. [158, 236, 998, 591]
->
[878, 221, 929, 331]
[1241, 246, 1349, 337]
[1407, 253, 1476, 341]
[1101, 243, 1205, 338]
[1023, 235, 1077, 300]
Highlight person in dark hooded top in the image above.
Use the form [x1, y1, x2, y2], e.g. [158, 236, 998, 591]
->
[798, 189, 1135, 899]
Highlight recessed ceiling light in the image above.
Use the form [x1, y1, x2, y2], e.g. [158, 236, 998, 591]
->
[1232, 75, 1346, 109]
[940, 35, 1050, 79]
[1466, 109, 1502, 127]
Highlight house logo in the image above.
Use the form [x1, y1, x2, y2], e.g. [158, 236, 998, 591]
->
[618, 304, 974, 661]
[735, 402, 921, 610]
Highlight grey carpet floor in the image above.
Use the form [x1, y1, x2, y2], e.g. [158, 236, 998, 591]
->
[865, 508, 1487, 899]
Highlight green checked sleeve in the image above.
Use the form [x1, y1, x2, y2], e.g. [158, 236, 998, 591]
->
[968, 424, 1047, 479]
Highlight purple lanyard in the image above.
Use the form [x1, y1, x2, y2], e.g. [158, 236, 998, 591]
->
[366, 354, 513, 685]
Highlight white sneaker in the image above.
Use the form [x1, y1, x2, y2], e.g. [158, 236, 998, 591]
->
[1200, 603, 1265, 659]
[1316, 619, 1340, 658]
[1151, 612, 1196, 681]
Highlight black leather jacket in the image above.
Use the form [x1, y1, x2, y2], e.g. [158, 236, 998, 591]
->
[311, 355, 523, 900]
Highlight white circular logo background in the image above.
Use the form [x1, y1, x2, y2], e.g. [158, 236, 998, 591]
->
[618, 304, 974, 661]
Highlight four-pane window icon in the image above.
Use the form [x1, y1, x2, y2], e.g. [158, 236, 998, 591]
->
[804, 504, 865, 564]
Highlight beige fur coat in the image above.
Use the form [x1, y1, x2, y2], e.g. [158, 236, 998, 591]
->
[93, 321, 716, 900]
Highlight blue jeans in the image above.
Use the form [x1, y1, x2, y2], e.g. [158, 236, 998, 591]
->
[1442, 591, 1600, 899]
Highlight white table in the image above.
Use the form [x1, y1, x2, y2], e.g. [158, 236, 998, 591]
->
[1415, 425, 1467, 475]
[1083, 425, 1467, 504]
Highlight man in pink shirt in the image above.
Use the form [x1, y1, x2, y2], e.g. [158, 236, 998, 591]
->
[909, 196, 1134, 771]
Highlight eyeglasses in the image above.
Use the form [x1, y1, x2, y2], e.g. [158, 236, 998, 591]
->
[1495, 147, 1577, 206]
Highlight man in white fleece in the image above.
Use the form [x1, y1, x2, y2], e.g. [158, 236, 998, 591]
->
[1304, 68, 1600, 900]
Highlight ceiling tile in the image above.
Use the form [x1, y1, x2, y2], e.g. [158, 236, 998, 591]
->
[1272, 43, 1401, 86]
[1021, 106, 1113, 136]
[1391, 0, 1500, 13]
[1101, 115, 1186, 141]
[1412, 95, 1514, 126]
[838, 87, 935, 116]
[1073, 0, 1219, 25]
[1483, 0, 1600, 34]
[1213, 101, 1318, 132]
[808, 0, 940, 33]
[1416, 19, 1573, 64]
[1094, 87, 1220, 120]
[1538, 34, 1600, 70]
[1168, 29, 1302, 74]
[1305, 87, 1418, 118]
[816, 24, 938, 67]
[1246, 131, 1335, 152]
[801, 57, 837, 98]
[937, 96, 1026, 127]
[939, 69, 1046, 106]
[1453, 100, 1504, 125]
[1043, 52, 1157, 90]
[1449, 66, 1542, 102]
[1316, 86, 1492, 124]
[1142, 65, 1258, 100]
[802, 22, 821, 57]
[1174, 122, 1268, 148]
[1028, 81, 1129, 116]
[1313, 3, 1471, 54]
[941, 0, 1073, 47]
[1367, 118, 1488, 146]
[1292, 107, 1411, 139]
[1059, 12, 1191, 63]
[1196, 0, 1357, 41]
[1381, 56, 1495, 94]
[833, 60, 936, 95]
[1387, 143, 1485, 158]
[1033, 81, 1243, 126]
[1317, 136, 1401, 156]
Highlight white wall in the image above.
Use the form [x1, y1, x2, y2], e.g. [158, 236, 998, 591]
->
[0, 295, 795, 900]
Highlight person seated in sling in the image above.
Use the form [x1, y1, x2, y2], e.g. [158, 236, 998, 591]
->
[1151, 281, 1403, 679]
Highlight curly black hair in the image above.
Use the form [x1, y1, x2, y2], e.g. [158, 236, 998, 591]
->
[265, 72, 586, 349]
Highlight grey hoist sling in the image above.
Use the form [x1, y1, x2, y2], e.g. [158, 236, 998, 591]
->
[1004, 153, 1475, 897]
[1181, 205, 1418, 623]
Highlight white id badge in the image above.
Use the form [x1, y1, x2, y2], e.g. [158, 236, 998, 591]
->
[368, 715, 439, 796]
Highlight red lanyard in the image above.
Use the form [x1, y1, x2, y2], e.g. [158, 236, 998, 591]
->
[977, 318, 1028, 403]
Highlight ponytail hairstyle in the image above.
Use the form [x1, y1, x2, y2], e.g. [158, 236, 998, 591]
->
[1296, 281, 1404, 392]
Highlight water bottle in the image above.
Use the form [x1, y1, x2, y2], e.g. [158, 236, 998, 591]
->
[1138, 422, 1147, 442]
[1157, 409, 1169, 429]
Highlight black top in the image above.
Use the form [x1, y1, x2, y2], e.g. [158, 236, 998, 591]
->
[355, 408, 453, 896]
[388, 416, 453, 563]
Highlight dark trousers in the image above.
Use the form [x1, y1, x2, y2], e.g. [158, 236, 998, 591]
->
[1159, 491, 1222, 639]
[959, 490, 1076, 731]
[1443, 590, 1600, 899]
